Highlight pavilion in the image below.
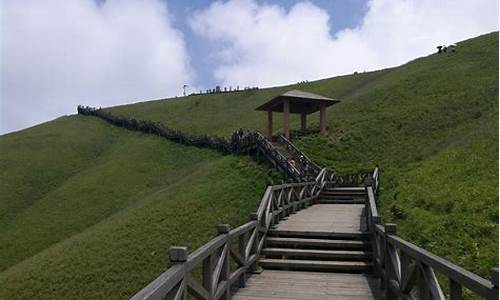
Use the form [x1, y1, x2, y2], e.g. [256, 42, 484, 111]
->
[255, 89, 340, 139]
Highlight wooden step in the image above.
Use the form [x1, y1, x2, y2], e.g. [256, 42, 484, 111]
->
[320, 193, 365, 198]
[321, 192, 366, 198]
[267, 229, 369, 240]
[258, 258, 372, 273]
[262, 248, 371, 261]
[266, 237, 369, 250]
[318, 199, 365, 204]
[323, 187, 365, 192]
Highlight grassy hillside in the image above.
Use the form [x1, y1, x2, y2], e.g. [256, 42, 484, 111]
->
[0, 32, 497, 298]
[108, 32, 499, 277]
[0, 117, 276, 298]
[294, 32, 499, 277]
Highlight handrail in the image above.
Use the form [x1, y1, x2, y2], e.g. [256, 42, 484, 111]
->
[276, 135, 322, 176]
[78, 106, 309, 182]
[365, 167, 498, 299]
[131, 173, 327, 299]
[254, 132, 302, 181]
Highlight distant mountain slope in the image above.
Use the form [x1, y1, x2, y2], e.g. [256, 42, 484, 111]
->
[0, 117, 275, 299]
[0, 32, 497, 298]
[295, 32, 499, 277]
[109, 32, 499, 277]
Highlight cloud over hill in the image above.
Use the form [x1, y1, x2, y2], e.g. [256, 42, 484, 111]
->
[190, 0, 499, 87]
[1, 0, 192, 134]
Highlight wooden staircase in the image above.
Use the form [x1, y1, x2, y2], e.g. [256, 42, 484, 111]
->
[133, 166, 499, 300]
[258, 185, 374, 274]
[318, 186, 366, 204]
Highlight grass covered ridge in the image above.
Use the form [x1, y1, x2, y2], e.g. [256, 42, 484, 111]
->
[110, 32, 499, 277]
[0, 116, 276, 299]
[0, 32, 497, 298]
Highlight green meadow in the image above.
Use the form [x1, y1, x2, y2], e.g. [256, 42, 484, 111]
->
[0, 32, 497, 298]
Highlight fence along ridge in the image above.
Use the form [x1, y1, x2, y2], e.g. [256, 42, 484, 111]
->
[365, 167, 498, 299]
[77, 105, 320, 182]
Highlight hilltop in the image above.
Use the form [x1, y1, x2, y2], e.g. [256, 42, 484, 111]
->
[0, 32, 497, 299]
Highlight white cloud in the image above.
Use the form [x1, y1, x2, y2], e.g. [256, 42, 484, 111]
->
[189, 0, 499, 87]
[1, 0, 192, 134]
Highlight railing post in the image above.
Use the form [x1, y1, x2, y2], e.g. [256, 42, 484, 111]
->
[169, 246, 188, 265]
[217, 224, 231, 300]
[491, 268, 499, 299]
[364, 178, 373, 232]
[202, 252, 215, 297]
[372, 216, 382, 279]
[238, 230, 249, 288]
[249, 213, 263, 274]
[168, 246, 188, 300]
[384, 224, 398, 300]
[449, 279, 462, 300]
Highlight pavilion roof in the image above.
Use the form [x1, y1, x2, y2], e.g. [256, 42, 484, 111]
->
[255, 89, 339, 114]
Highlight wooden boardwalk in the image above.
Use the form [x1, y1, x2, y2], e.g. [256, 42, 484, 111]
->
[233, 270, 382, 300]
[131, 168, 498, 300]
[233, 187, 384, 299]
[274, 203, 366, 234]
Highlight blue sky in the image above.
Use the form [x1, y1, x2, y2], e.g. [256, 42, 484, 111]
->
[167, 0, 368, 88]
[1, 0, 498, 134]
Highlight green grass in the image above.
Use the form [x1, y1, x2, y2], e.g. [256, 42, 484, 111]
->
[0, 116, 277, 299]
[0, 32, 497, 298]
[294, 32, 499, 278]
[109, 32, 499, 277]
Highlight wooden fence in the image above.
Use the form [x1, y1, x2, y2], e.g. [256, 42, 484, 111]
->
[78, 106, 317, 182]
[275, 135, 322, 178]
[365, 167, 499, 299]
[131, 168, 331, 300]
[254, 132, 303, 181]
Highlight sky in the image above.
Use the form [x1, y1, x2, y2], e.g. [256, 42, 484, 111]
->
[1, 0, 498, 134]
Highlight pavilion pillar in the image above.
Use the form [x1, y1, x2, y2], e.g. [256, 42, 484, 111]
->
[300, 113, 307, 131]
[267, 110, 273, 140]
[283, 99, 290, 139]
[319, 103, 327, 133]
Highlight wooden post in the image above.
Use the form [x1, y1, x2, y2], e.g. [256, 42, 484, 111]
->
[217, 224, 231, 300]
[385, 223, 397, 235]
[202, 253, 215, 296]
[169, 246, 188, 265]
[239, 231, 249, 287]
[492, 268, 499, 291]
[300, 112, 307, 131]
[449, 279, 462, 300]
[319, 103, 327, 133]
[283, 99, 290, 139]
[384, 224, 397, 299]
[168, 246, 188, 300]
[267, 110, 273, 140]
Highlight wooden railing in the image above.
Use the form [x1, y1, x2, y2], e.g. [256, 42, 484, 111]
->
[333, 169, 373, 187]
[315, 168, 336, 190]
[131, 170, 329, 299]
[276, 135, 322, 178]
[254, 132, 302, 181]
[365, 167, 499, 299]
[78, 105, 312, 182]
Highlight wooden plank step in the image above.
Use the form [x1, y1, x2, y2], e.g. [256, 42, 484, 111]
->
[259, 258, 372, 273]
[262, 248, 372, 261]
[318, 199, 365, 204]
[267, 229, 369, 240]
[322, 189, 365, 194]
[321, 191, 366, 198]
[320, 194, 365, 199]
[323, 187, 365, 192]
[266, 237, 369, 250]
